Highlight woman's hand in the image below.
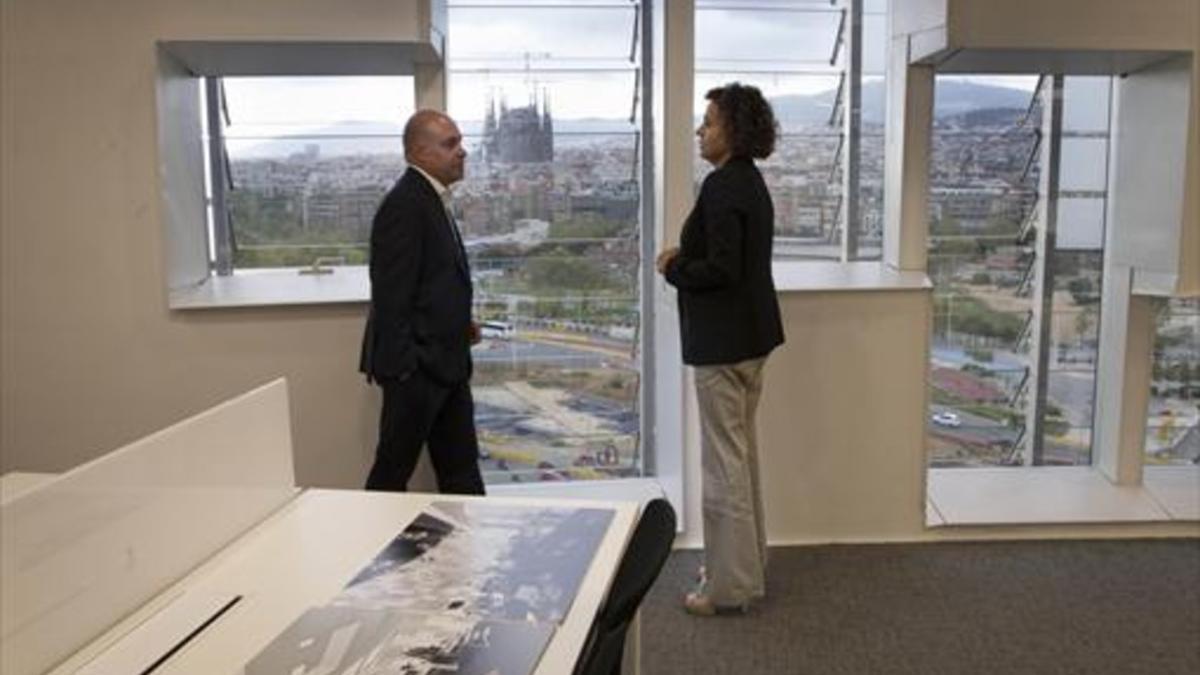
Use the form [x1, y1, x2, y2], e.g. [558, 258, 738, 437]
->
[656, 247, 680, 274]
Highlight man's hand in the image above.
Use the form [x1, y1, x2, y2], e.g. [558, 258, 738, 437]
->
[468, 321, 482, 346]
[656, 246, 680, 275]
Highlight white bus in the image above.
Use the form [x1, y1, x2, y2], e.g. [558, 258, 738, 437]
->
[480, 320, 515, 340]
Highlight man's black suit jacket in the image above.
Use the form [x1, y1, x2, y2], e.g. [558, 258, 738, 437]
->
[360, 168, 473, 385]
[664, 157, 784, 366]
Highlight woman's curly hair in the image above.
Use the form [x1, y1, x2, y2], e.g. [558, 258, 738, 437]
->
[705, 82, 778, 160]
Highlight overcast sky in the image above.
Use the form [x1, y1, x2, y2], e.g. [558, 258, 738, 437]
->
[222, 2, 1036, 134]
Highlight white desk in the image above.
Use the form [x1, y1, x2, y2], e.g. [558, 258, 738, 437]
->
[2, 380, 642, 675]
[47, 489, 638, 675]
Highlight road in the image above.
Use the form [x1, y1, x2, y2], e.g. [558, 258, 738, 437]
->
[473, 334, 635, 369]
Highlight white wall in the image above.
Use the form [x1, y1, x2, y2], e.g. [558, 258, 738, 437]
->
[1181, 48, 1200, 295]
[0, 0, 432, 489]
[750, 289, 932, 544]
[895, 0, 1198, 55]
[949, 0, 1197, 52]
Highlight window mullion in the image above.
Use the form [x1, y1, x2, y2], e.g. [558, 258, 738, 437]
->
[205, 77, 234, 276]
[840, 0, 863, 262]
[1023, 74, 1065, 466]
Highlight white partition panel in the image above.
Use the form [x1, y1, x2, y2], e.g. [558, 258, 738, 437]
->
[1, 379, 297, 675]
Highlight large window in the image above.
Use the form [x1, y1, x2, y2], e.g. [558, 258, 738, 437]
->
[1148, 298, 1200, 465]
[927, 75, 1110, 468]
[447, 1, 647, 484]
[694, 0, 887, 261]
[204, 77, 414, 271]
[1041, 77, 1110, 466]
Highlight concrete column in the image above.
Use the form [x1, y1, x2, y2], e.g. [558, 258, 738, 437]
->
[415, 63, 446, 112]
[882, 36, 933, 272]
[653, 0, 692, 525]
[662, 1, 694, 246]
[1094, 266, 1155, 485]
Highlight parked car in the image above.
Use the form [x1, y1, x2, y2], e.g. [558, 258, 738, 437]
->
[931, 411, 962, 428]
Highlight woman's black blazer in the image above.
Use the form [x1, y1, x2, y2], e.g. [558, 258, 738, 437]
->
[664, 157, 785, 366]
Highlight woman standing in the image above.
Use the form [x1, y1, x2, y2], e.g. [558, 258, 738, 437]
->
[657, 83, 784, 616]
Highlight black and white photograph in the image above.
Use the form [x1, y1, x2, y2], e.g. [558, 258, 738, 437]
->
[336, 501, 615, 623]
[242, 604, 555, 675]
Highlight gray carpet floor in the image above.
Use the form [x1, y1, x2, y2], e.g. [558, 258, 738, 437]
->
[640, 539, 1200, 675]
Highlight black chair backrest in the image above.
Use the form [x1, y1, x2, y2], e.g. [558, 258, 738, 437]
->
[574, 497, 676, 675]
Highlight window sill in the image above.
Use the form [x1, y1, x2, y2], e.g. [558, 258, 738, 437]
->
[1144, 466, 1200, 520]
[169, 261, 931, 308]
[169, 267, 369, 310]
[772, 260, 931, 293]
[927, 466, 1200, 526]
[486, 477, 667, 508]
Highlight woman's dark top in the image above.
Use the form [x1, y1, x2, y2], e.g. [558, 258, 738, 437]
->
[664, 156, 785, 366]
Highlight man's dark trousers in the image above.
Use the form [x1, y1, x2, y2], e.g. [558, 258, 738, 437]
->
[364, 371, 485, 495]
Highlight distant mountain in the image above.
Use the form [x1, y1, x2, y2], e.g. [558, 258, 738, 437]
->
[941, 106, 1030, 128]
[769, 79, 1033, 127]
[929, 80, 1034, 118]
[227, 120, 405, 159]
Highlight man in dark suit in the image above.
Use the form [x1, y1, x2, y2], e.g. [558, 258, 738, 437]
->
[359, 110, 485, 495]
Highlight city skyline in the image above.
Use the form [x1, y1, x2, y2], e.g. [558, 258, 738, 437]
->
[221, 74, 1037, 127]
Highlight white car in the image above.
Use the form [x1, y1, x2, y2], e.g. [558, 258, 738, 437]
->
[931, 411, 962, 428]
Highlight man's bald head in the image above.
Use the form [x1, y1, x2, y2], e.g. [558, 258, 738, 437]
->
[403, 109, 451, 155]
[403, 109, 466, 186]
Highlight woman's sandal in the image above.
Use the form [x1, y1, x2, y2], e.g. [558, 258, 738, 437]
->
[683, 591, 748, 617]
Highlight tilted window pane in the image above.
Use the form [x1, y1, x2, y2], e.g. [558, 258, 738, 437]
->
[694, 71, 846, 260]
[216, 76, 413, 269]
[449, 1, 645, 485]
[1062, 76, 1112, 133]
[1056, 197, 1106, 250]
[696, 5, 841, 68]
[450, 72, 638, 130]
[1031, 79, 1110, 465]
[224, 139, 402, 268]
[927, 75, 1040, 468]
[1059, 137, 1109, 193]
[1147, 299, 1200, 465]
[695, 72, 841, 134]
[696, 2, 892, 262]
[222, 76, 414, 126]
[929, 306, 1032, 467]
[449, 5, 638, 63]
[1041, 249, 1105, 466]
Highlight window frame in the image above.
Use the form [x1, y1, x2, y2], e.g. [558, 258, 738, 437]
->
[442, 0, 660, 490]
[155, 40, 443, 310]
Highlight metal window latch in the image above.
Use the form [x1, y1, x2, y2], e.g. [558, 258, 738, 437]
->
[299, 256, 346, 276]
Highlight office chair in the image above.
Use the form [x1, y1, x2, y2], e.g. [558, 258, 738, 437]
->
[574, 497, 677, 675]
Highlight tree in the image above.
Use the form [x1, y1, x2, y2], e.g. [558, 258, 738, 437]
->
[525, 255, 610, 292]
[1067, 277, 1094, 305]
[1074, 306, 1096, 337]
